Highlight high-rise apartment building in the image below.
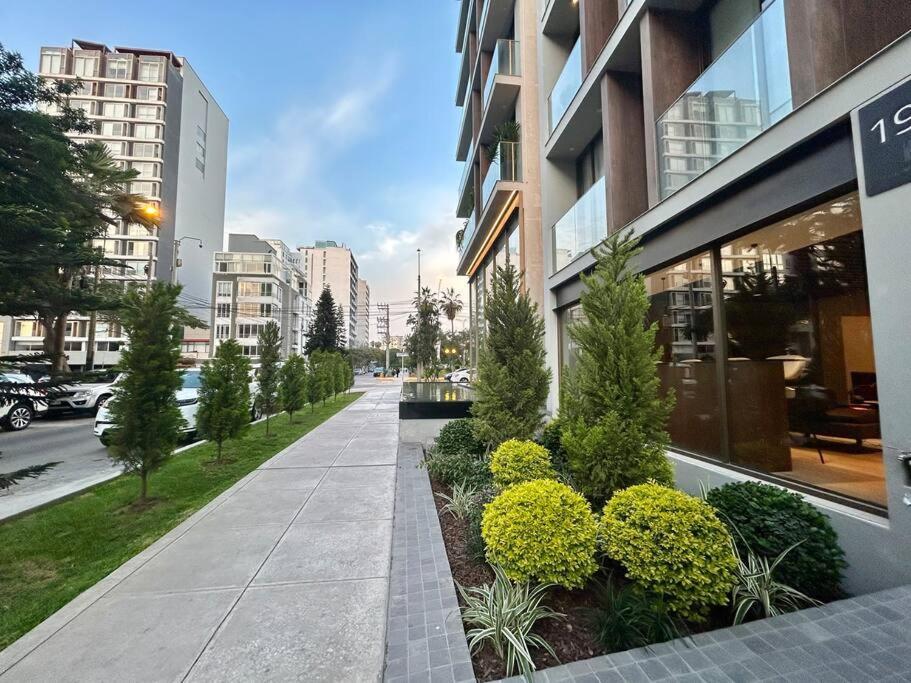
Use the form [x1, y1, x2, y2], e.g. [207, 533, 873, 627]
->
[4, 40, 227, 369]
[454, 0, 543, 367]
[355, 279, 370, 347]
[455, 0, 911, 593]
[298, 241, 359, 347]
[212, 234, 310, 360]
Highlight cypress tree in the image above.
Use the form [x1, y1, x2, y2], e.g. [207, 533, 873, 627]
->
[278, 353, 307, 422]
[560, 229, 674, 505]
[255, 320, 282, 435]
[197, 338, 251, 461]
[471, 263, 550, 449]
[335, 305, 347, 349]
[305, 352, 324, 411]
[305, 286, 338, 353]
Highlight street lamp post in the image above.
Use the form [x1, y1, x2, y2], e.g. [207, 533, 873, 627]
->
[171, 236, 204, 285]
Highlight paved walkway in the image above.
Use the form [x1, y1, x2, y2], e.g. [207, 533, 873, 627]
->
[0, 387, 401, 682]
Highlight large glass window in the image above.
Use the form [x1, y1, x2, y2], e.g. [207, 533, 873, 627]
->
[74, 55, 98, 77]
[640, 192, 884, 509]
[138, 58, 163, 83]
[106, 58, 130, 79]
[136, 86, 163, 101]
[559, 304, 585, 371]
[104, 83, 127, 98]
[40, 50, 65, 74]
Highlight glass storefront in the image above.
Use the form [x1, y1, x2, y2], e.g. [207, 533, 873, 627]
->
[561, 192, 884, 510]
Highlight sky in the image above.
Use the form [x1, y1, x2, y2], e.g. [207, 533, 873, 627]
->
[1, 0, 469, 336]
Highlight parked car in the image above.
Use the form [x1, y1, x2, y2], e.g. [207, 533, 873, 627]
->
[373, 367, 385, 377]
[445, 368, 468, 381]
[94, 369, 259, 446]
[0, 372, 48, 431]
[49, 378, 117, 415]
[449, 368, 473, 384]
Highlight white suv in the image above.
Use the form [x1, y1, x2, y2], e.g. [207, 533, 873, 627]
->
[49, 379, 117, 415]
[0, 373, 48, 431]
[449, 368, 473, 384]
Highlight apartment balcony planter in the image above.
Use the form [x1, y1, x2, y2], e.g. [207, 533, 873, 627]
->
[548, 37, 582, 133]
[656, 0, 793, 199]
[458, 142, 522, 276]
[551, 175, 607, 273]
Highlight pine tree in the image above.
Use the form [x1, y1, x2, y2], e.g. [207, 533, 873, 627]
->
[197, 338, 252, 462]
[255, 320, 282, 436]
[471, 263, 550, 449]
[279, 353, 307, 422]
[106, 283, 188, 501]
[560, 229, 674, 504]
[332, 354, 348, 400]
[305, 286, 338, 353]
[335, 305, 347, 349]
[306, 352, 325, 411]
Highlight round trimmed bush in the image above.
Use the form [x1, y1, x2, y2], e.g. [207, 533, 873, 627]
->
[706, 481, 846, 600]
[482, 479, 598, 588]
[600, 483, 736, 621]
[435, 418, 484, 456]
[490, 439, 556, 490]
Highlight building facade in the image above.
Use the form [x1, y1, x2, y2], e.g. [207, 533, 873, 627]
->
[298, 241, 359, 347]
[212, 234, 310, 360]
[454, 0, 544, 367]
[5, 40, 227, 369]
[455, 0, 911, 593]
[355, 279, 371, 347]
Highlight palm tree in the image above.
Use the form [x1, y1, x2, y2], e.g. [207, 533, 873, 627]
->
[440, 288, 463, 334]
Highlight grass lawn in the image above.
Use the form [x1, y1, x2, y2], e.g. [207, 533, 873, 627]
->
[0, 391, 363, 650]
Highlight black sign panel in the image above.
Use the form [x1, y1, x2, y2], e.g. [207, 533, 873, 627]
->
[858, 79, 911, 197]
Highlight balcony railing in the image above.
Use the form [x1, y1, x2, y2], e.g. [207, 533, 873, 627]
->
[483, 39, 521, 108]
[459, 213, 476, 255]
[551, 176, 606, 272]
[482, 141, 521, 209]
[457, 142, 475, 214]
[548, 38, 582, 132]
[656, 0, 792, 199]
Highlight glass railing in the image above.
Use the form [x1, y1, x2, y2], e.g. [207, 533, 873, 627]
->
[483, 39, 521, 107]
[458, 142, 474, 208]
[656, 0, 792, 200]
[459, 213, 476, 255]
[548, 38, 582, 132]
[552, 176, 607, 272]
[482, 141, 521, 208]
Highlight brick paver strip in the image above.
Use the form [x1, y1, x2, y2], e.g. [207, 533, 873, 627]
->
[0, 385, 402, 682]
[383, 441, 475, 683]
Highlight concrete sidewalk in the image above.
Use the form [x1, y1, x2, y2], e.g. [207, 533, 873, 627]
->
[0, 387, 401, 682]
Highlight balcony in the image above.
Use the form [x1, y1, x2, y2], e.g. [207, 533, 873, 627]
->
[456, 143, 475, 218]
[456, 98, 473, 161]
[458, 213, 476, 255]
[551, 176, 607, 273]
[482, 141, 521, 209]
[483, 39, 521, 109]
[548, 38, 582, 132]
[656, 0, 792, 199]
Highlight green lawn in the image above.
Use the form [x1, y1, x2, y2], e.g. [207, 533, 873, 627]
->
[0, 392, 363, 650]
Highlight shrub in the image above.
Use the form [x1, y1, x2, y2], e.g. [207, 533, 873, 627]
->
[560, 230, 674, 504]
[600, 483, 736, 621]
[482, 479, 598, 588]
[467, 487, 495, 562]
[589, 577, 685, 652]
[490, 439, 556, 490]
[537, 419, 568, 476]
[731, 540, 821, 625]
[424, 450, 492, 490]
[458, 565, 562, 680]
[435, 418, 483, 456]
[706, 481, 846, 600]
[435, 482, 477, 520]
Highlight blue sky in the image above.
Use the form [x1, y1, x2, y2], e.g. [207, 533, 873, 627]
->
[2, 0, 468, 334]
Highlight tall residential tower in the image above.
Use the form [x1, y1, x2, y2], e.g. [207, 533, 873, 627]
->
[298, 241, 359, 347]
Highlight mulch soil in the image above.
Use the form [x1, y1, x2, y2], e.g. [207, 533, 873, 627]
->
[430, 478, 605, 682]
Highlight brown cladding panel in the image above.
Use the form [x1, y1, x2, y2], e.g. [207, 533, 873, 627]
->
[601, 70, 648, 232]
[579, 0, 619, 73]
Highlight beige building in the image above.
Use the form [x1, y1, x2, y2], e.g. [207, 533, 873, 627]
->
[298, 241, 359, 347]
[454, 0, 543, 367]
[355, 279, 370, 347]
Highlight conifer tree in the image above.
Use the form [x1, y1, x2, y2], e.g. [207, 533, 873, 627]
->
[332, 354, 348, 400]
[471, 263, 550, 449]
[335, 305, 347, 349]
[560, 229, 674, 504]
[305, 286, 338, 353]
[197, 338, 251, 461]
[106, 283, 191, 501]
[278, 353, 307, 422]
[305, 352, 324, 411]
[255, 320, 282, 435]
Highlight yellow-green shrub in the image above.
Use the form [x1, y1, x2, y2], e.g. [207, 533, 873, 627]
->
[482, 479, 598, 588]
[600, 483, 736, 622]
[490, 439, 556, 490]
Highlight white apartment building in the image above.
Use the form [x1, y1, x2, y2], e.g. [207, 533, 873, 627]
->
[4, 40, 227, 369]
[298, 241, 359, 347]
[355, 279, 370, 347]
[212, 235, 311, 360]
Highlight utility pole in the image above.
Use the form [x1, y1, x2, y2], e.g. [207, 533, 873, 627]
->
[417, 248, 422, 295]
[377, 303, 390, 370]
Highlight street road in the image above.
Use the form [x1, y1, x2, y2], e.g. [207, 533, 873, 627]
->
[0, 414, 119, 520]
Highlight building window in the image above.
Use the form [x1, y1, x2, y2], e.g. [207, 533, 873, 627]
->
[134, 124, 160, 140]
[575, 133, 604, 197]
[241, 345, 258, 357]
[102, 102, 129, 118]
[95, 341, 122, 352]
[640, 192, 883, 509]
[237, 323, 264, 338]
[238, 281, 273, 297]
[100, 121, 129, 137]
[106, 58, 130, 79]
[132, 143, 161, 159]
[131, 181, 159, 198]
[136, 86, 163, 101]
[135, 104, 162, 120]
[104, 83, 127, 98]
[138, 58, 163, 83]
[216, 281, 232, 298]
[215, 324, 230, 339]
[131, 161, 159, 178]
[40, 49, 66, 74]
[558, 304, 585, 371]
[216, 303, 231, 318]
[74, 55, 98, 77]
[63, 341, 84, 352]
